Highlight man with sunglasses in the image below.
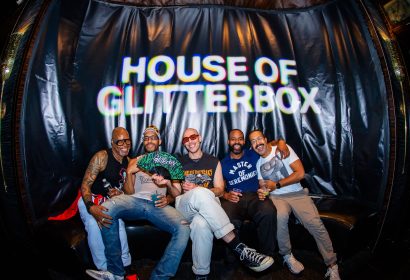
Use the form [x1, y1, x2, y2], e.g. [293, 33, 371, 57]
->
[176, 128, 274, 280]
[79, 127, 132, 276]
[86, 125, 190, 280]
[220, 129, 289, 261]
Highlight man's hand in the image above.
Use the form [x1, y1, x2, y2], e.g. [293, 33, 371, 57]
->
[257, 188, 269, 201]
[223, 190, 242, 203]
[108, 188, 123, 197]
[258, 179, 277, 201]
[152, 174, 170, 187]
[127, 158, 141, 175]
[182, 181, 197, 193]
[154, 194, 169, 208]
[89, 204, 113, 228]
[276, 139, 290, 159]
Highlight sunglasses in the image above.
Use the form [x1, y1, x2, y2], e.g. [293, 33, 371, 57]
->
[114, 139, 131, 146]
[182, 134, 199, 145]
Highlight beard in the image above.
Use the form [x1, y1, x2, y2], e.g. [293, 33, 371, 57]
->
[229, 143, 243, 155]
[144, 143, 158, 153]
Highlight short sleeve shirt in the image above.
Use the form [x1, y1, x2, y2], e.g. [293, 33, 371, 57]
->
[256, 145, 303, 195]
[221, 149, 259, 192]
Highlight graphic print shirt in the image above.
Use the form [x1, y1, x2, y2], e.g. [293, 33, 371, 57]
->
[132, 154, 167, 201]
[256, 145, 303, 195]
[180, 153, 218, 189]
[221, 149, 259, 192]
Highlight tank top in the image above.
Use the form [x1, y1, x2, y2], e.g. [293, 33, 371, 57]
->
[130, 154, 167, 200]
[179, 153, 219, 189]
[91, 149, 128, 197]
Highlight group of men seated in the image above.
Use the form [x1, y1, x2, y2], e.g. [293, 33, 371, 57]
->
[78, 125, 341, 280]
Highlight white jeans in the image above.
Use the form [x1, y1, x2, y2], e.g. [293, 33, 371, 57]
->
[176, 187, 234, 275]
[78, 198, 131, 270]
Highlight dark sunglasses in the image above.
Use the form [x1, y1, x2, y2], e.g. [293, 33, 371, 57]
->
[114, 139, 131, 146]
[182, 134, 199, 145]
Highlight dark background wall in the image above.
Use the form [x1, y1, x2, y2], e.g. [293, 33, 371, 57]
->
[18, 0, 391, 224]
[0, 0, 34, 274]
[0, 0, 409, 279]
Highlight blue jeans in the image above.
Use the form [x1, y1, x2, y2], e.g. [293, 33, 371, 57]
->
[78, 198, 131, 270]
[101, 194, 190, 279]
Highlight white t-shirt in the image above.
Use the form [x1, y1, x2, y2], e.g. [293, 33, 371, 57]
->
[131, 155, 167, 200]
[256, 145, 303, 195]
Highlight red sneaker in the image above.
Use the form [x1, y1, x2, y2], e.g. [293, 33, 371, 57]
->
[125, 273, 139, 280]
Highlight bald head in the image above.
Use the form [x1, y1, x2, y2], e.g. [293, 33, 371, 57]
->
[111, 127, 131, 158]
[112, 127, 128, 140]
[183, 128, 199, 138]
[229, 129, 244, 139]
[182, 128, 202, 155]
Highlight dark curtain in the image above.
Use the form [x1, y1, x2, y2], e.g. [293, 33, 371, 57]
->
[22, 0, 388, 222]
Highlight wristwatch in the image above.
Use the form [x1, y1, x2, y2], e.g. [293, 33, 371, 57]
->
[85, 200, 95, 213]
[276, 182, 282, 189]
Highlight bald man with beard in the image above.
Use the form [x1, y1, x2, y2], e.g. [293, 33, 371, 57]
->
[176, 128, 274, 280]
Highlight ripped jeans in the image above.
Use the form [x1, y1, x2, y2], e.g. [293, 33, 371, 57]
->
[100, 195, 190, 279]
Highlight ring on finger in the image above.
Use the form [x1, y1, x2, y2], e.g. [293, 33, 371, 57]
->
[101, 218, 105, 222]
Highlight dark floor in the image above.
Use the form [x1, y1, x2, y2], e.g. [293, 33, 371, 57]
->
[7, 232, 409, 280]
[96, 217, 410, 280]
[6, 215, 409, 280]
[112, 246, 409, 280]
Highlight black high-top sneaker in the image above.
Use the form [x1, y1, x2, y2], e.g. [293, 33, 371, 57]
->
[195, 274, 208, 280]
[234, 243, 274, 272]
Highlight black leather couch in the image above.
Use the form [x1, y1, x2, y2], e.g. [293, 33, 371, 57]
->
[34, 194, 377, 279]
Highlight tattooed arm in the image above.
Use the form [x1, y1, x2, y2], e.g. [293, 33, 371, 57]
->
[80, 150, 108, 211]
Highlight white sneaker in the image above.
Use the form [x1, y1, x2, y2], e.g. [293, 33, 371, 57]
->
[86, 269, 124, 280]
[325, 264, 341, 280]
[283, 253, 304, 274]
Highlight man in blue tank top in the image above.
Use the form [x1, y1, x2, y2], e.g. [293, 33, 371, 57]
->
[220, 129, 289, 258]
